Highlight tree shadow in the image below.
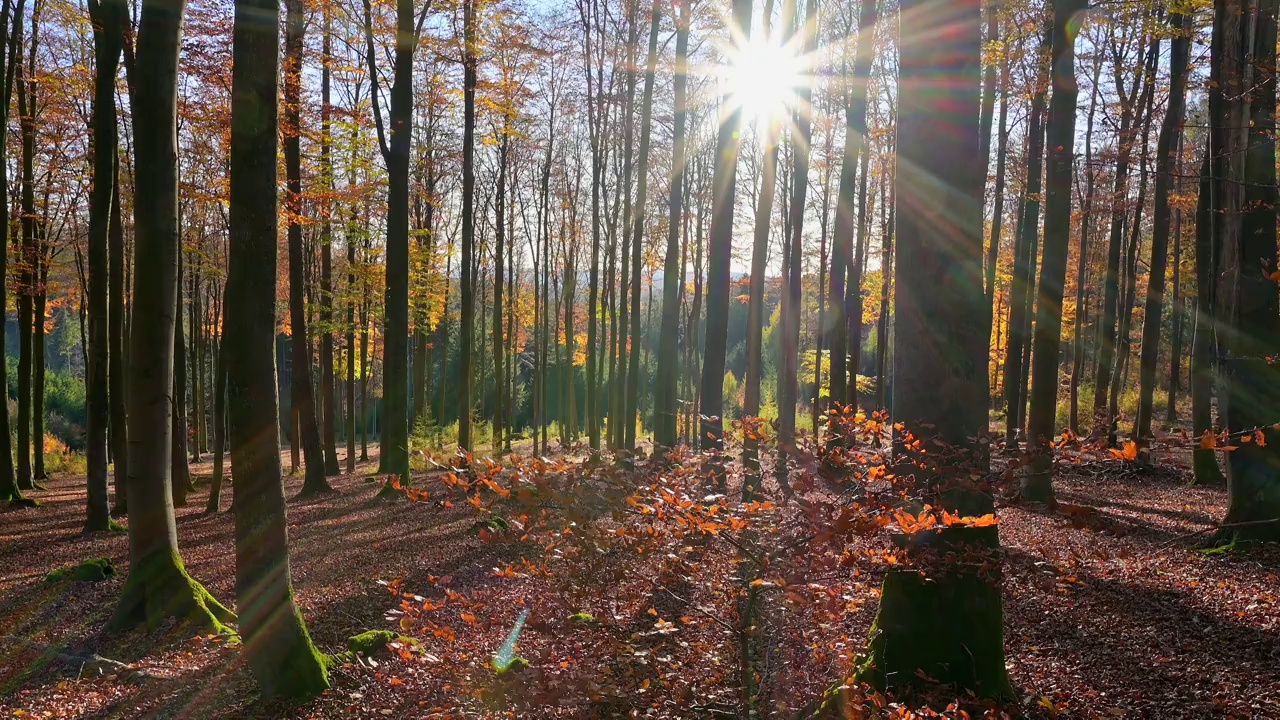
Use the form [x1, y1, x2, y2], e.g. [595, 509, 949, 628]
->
[1002, 546, 1280, 717]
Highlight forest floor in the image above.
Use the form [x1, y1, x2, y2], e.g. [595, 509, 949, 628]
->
[0, 444, 1278, 719]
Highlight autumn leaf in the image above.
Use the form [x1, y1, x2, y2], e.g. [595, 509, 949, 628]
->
[1108, 440, 1139, 461]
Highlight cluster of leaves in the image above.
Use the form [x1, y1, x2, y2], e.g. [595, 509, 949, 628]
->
[369, 403, 1280, 713]
[370, 405, 1030, 715]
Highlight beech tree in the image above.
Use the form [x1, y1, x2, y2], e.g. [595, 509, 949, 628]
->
[285, 0, 332, 497]
[0, 0, 27, 507]
[857, 0, 1012, 699]
[1023, 0, 1084, 501]
[225, 0, 330, 695]
[84, 0, 125, 530]
[109, 0, 234, 632]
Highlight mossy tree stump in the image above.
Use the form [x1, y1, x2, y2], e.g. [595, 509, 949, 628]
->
[856, 526, 1013, 700]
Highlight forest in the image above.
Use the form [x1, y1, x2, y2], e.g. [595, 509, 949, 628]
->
[1, 0, 1279, 716]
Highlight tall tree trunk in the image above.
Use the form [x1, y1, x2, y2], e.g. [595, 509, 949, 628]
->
[1110, 41, 1158, 433]
[875, 156, 895, 412]
[0, 0, 26, 506]
[1135, 12, 1190, 443]
[14, 0, 37, 492]
[458, 0, 477, 450]
[744, 6, 780, 485]
[190, 251, 203, 462]
[492, 135, 507, 451]
[1023, 0, 1085, 502]
[699, 0, 753, 487]
[1092, 19, 1149, 438]
[109, 0, 234, 634]
[1069, 50, 1102, 434]
[109, 165, 128, 513]
[654, 0, 689, 450]
[776, 0, 817, 491]
[828, 0, 879, 412]
[85, 0, 123, 528]
[855, 0, 1012, 700]
[206, 331, 227, 513]
[625, 0, 660, 452]
[319, 3, 339, 476]
[171, 252, 192, 506]
[1002, 19, 1048, 446]
[984, 21, 1010, 362]
[288, 0, 333, 495]
[1219, 0, 1280, 539]
[33, 255, 47, 482]
[1167, 186, 1184, 425]
[360, 290, 370, 461]
[362, 0, 414, 479]
[226, 0, 330, 690]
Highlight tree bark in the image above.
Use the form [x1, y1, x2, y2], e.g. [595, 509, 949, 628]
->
[1219, 0, 1280, 538]
[171, 253, 191, 506]
[1092, 18, 1150, 438]
[856, 0, 1012, 700]
[653, 0, 690, 450]
[699, 0, 753, 486]
[287, 0, 333, 496]
[1068, 50, 1102, 434]
[109, 0, 233, 634]
[1023, 0, 1085, 502]
[85, 0, 123, 529]
[226, 0, 331, 691]
[1134, 12, 1190, 443]
[14, 1, 37, 492]
[776, 0, 817, 491]
[319, 4, 339, 476]
[1002, 19, 1048, 446]
[624, 0, 660, 452]
[458, 0, 477, 451]
[0, 0, 26, 506]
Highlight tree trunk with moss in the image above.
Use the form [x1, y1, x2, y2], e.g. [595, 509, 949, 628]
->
[855, 0, 1013, 700]
[109, 0, 233, 634]
[225, 0, 332, 694]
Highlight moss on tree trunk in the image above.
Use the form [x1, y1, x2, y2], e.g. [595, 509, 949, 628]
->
[107, 548, 234, 633]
